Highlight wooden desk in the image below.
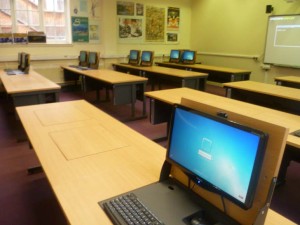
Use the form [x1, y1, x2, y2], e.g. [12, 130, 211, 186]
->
[112, 63, 208, 91]
[275, 76, 300, 89]
[145, 87, 300, 184]
[155, 62, 251, 83]
[61, 66, 148, 119]
[223, 81, 300, 115]
[16, 100, 296, 225]
[0, 69, 60, 106]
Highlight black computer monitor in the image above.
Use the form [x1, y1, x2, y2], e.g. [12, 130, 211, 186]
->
[140, 51, 154, 66]
[166, 104, 268, 210]
[19, 53, 30, 73]
[17, 52, 23, 69]
[79, 50, 89, 67]
[128, 50, 141, 65]
[88, 51, 99, 69]
[181, 50, 196, 64]
[169, 49, 182, 63]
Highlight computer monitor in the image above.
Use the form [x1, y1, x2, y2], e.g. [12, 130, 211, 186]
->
[166, 104, 268, 210]
[169, 49, 182, 63]
[79, 50, 89, 67]
[19, 53, 30, 73]
[17, 52, 23, 69]
[181, 50, 196, 64]
[128, 50, 141, 65]
[140, 51, 154, 66]
[88, 51, 99, 69]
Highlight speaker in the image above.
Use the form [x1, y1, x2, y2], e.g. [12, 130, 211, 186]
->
[266, 5, 273, 14]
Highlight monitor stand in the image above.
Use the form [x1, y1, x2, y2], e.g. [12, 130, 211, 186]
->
[158, 160, 277, 225]
[99, 160, 276, 225]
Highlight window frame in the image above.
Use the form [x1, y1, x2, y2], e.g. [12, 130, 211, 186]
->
[0, 0, 71, 44]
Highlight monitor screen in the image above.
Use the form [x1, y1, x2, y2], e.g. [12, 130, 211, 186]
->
[169, 49, 181, 63]
[79, 51, 88, 63]
[20, 52, 27, 70]
[167, 105, 268, 209]
[181, 50, 196, 64]
[140, 51, 153, 66]
[128, 50, 140, 65]
[89, 52, 97, 65]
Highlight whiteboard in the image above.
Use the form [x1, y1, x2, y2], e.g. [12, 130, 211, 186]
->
[264, 14, 300, 68]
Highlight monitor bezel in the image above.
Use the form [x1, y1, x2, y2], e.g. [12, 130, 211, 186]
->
[181, 50, 196, 64]
[88, 51, 99, 69]
[140, 51, 154, 66]
[128, 50, 141, 65]
[166, 104, 268, 210]
[79, 51, 89, 67]
[169, 49, 182, 63]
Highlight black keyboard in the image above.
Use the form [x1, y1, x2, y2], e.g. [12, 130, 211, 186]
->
[102, 193, 164, 225]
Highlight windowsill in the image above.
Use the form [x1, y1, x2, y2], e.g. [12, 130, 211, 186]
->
[0, 43, 73, 47]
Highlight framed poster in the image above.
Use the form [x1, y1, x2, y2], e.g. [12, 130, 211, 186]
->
[72, 17, 89, 42]
[145, 6, 165, 42]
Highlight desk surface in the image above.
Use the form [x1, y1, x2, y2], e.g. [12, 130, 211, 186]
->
[275, 76, 300, 84]
[0, 69, 60, 94]
[16, 99, 297, 225]
[113, 63, 208, 78]
[156, 62, 251, 74]
[16, 100, 165, 225]
[61, 66, 148, 84]
[145, 87, 300, 149]
[223, 80, 300, 102]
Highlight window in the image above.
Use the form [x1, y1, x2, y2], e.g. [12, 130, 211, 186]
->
[0, 0, 70, 44]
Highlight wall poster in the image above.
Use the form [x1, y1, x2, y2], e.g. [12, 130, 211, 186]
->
[145, 6, 165, 42]
[117, 1, 135, 16]
[118, 17, 143, 43]
[167, 7, 180, 30]
[72, 17, 89, 42]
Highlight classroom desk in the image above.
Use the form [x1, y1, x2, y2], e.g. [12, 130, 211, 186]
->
[223, 81, 300, 115]
[61, 66, 148, 119]
[16, 100, 296, 225]
[112, 63, 208, 91]
[0, 69, 60, 107]
[155, 62, 251, 83]
[145, 87, 300, 184]
[275, 76, 300, 89]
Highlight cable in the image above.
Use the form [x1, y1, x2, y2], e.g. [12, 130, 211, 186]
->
[221, 195, 227, 215]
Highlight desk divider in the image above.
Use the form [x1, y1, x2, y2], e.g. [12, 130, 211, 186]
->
[161, 97, 289, 225]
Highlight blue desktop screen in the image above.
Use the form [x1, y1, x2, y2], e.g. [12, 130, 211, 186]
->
[130, 50, 139, 60]
[170, 50, 180, 59]
[168, 106, 266, 207]
[182, 51, 194, 61]
[141, 51, 151, 62]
